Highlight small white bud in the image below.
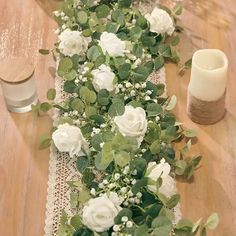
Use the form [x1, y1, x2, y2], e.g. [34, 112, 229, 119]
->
[100, 142, 104, 148]
[100, 123, 107, 128]
[155, 116, 160, 122]
[121, 187, 127, 193]
[121, 216, 129, 222]
[113, 225, 120, 232]
[130, 90, 136, 96]
[53, 11, 60, 17]
[131, 179, 137, 185]
[126, 221, 133, 228]
[109, 183, 116, 189]
[129, 198, 135, 203]
[141, 83, 147, 88]
[146, 90, 152, 95]
[90, 188, 96, 196]
[98, 183, 104, 189]
[136, 192, 142, 198]
[125, 82, 132, 88]
[123, 166, 130, 175]
[128, 191, 134, 197]
[60, 12, 65, 17]
[54, 28, 60, 34]
[114, 173, 121, 180]
[61, 24, 66, 30]
[103, 179, 108, 185]
[145, 95, 151, 101]
[135, 83, 141, 89]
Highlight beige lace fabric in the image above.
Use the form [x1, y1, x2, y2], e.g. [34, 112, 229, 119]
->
[44, 67, 182, 236]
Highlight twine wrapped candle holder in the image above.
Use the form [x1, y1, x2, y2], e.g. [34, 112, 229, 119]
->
[187, 49, 228, 125]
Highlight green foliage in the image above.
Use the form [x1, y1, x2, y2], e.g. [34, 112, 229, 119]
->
[114, 208, 133, 224]
[97, 89, 110, 106]
[39, 134, 51, 149]
[152, 216, 173, 236]
[87, 46, 102, 61]
[47, 1, 217, 235]
[108, 99, 125, 117]
[76, 156, 89, 174]
[47, 88, 56, 101]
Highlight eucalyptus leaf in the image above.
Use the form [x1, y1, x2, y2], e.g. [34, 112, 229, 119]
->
[39, 134, 51, 149]
[47, 88, 56, 101]
[152, 216, 173, 236]
[87, 45, 101, 61]
[205, 213, 219, 230]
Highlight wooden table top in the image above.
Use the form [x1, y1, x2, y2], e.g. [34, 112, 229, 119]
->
[0, 0, 236, 235]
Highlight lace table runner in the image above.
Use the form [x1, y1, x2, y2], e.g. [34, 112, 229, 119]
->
[44, 67, 182, 236]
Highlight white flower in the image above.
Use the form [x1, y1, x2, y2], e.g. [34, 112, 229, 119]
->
[82, 196, 121, 232]
[113, 225, 120, 232]
[90, 188, 96, 196]
[146, 159, 177, 197]
[52, 123, 89, 157]
[98, 183, 104, 189]
[58, 29, 90, 57]
[114, 173, 121, 180]
[126, 221, 133, 228]
[121, 187, 127, 193]
[121, 216, 128, 222]
[92, 64, 116, 92]
[103, 179, 109, 185]
[114, 105, 148, 138]
[159, 175, 177, 198]
[123, 166, 130, 175]
[145, 8, 175, 35]
[99, 32, 126, 57]
[107, 192, 124, 206]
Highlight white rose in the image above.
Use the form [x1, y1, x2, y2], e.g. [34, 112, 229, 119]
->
[58, 29, 90, 57]
[145, 8, 175, 35]
[99, 32, 126, 57]
[82, 196, 121, 232]
[91, 64, 116, 92]
[159, 175, 178, 198]
[146, 159, 177, 197]
[52, 123, 89, 157]
[114, 105, 147, 138]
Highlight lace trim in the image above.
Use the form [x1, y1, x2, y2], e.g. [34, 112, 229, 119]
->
[44, 67, 182, 236]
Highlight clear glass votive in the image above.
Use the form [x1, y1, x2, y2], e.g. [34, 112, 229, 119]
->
[0, 57, 38, 113]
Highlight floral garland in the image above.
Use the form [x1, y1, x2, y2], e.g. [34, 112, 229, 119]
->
[37, 0, 219, 235]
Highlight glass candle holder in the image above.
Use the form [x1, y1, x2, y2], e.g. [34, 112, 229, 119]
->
[0, 57, 38, 113]
[187, 49, 228, 125]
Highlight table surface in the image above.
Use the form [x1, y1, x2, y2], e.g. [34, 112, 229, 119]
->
[0, 0, 236, 235]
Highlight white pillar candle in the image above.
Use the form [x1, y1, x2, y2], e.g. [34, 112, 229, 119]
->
[188, 49, 228, 101]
